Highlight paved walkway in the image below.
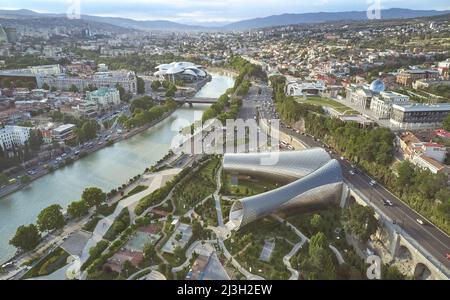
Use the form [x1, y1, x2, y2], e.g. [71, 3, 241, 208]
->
[272, 214, 345, 279]
[66, 168, 182, 280]
[171, 240, 216, 276]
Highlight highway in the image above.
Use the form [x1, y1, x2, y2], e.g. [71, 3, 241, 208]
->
[287, 129, 450, 275]
[235, 81, 450, 276]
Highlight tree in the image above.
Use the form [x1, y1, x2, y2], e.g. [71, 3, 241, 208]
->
[143, 243, 156, 260]
[397, 161, 415, 188]
[443, 114, 450, 131]
[151, 80, 161, 91]
[342, 205, 378, 243]
[69, 84, 79, 93]
[173, 245, 184, 261]
[67, 200, 89, 219]
[130, 96, 153, 113]
[382, 265, 407, 280]
[82, 187, 106, 208]
[42, 83, 50, 90]
[9, 224, 41, 252]
[28, 130, 43, 152]
[165, 83, 177, 97]
[79, 120, 98, 142]
[0, 172, 9, 186]
[37, 204, 66, 232]
[116, 84, 130, 102]
[310, 214, 323, 231]
[137, 76, 145, 94]
[165, 97, 178, 110]
[20, 175, 31, 185]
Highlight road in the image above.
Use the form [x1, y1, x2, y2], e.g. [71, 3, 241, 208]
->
[260, 107, 450, 275]
[236, 80, 449, 276]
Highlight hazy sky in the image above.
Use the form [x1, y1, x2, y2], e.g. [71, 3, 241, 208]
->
[1, 0, 449, 25]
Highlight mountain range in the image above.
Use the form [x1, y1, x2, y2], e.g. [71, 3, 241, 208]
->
[0, 8, 449, 31]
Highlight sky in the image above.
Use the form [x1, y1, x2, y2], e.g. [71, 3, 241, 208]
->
[0, 0, 449, 25]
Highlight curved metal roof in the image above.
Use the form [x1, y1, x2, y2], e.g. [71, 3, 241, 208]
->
[223, 148, 331, 180]
[228, 159, 343, 229]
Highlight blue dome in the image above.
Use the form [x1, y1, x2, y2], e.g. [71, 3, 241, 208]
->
[369, 79, 385, 93]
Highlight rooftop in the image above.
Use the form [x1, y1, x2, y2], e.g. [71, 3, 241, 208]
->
[53, 124, 76, 133]
[393, 103, 450, 112]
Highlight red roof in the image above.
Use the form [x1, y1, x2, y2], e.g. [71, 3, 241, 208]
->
[423, 143, 444, 148]
[433, 129, 450, 139]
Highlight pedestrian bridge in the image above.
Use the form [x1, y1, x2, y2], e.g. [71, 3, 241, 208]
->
[176, 97, 217, 104]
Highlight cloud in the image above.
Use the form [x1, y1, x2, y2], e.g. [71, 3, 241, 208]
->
[1, 0, 449, 23]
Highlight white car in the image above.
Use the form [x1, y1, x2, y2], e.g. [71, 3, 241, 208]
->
[349, 170, 355, 175]
[369, 180, 377, 186]
[416, 218, 425, 225]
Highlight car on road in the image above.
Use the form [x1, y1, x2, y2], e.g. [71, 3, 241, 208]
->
[446, 253, 450, 260]
[340, 156, 345, 161]
[369, 180, 377, 186]
[383, 200, 394, 207]
[416, 218, 425, 225]
[349, 170, 355, 175]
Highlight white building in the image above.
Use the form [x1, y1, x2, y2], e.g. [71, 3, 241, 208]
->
[86, 87, 120, 109]
[28, 64, 61, 76]
[0, 125, 32, 150]
[36, 70, 137, 94]
[369, 91, 409, 119]
[285, 80, 326, 97]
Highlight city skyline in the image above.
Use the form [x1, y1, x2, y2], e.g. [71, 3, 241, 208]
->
[1, 0, 449, 25]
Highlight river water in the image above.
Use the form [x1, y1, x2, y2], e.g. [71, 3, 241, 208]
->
[0, 73, 234, 262]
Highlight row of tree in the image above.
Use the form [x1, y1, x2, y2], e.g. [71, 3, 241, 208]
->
[9, 187, 106, 252]
[118, 97, 178, 130]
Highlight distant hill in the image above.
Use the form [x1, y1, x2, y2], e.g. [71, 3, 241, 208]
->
[0, 8, 449, 32]
[222, 8, 450, 30]
[0, 9, 208, 31]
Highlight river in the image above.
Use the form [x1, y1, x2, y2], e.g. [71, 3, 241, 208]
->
[0, 73, 235, 262]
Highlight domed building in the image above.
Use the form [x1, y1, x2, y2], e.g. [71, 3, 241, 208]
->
[154, 62, 208, 84]
[369, 79, 386, 94]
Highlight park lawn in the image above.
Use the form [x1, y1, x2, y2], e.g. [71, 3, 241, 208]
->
[123, 185, 148, 199]
[194, 197, 218, 227]
[222, 172, 280, 197]
[22, 247, 69, 279]
[296, 96, 359, 114]
[235, 238, 292, 280]
[173, 158, 220, 215]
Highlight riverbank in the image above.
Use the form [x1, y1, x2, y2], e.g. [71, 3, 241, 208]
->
[0, 107, 179, 200]
[0, 72, 234, 263]
[207, 67, 239, 78]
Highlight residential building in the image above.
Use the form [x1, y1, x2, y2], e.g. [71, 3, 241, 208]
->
[36, 70, 137, 94]
[369, 91, 409, 119]
[28, 64, 61, 76]
[285, 80, 326, 96]
[396, 69, 440, 86]
[345, 85, 373, 109]
[86, 87, 120, 109]
[0, 125, 32, 150]
[390, 103, 450, 129]
[52, 124, 76, 143]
